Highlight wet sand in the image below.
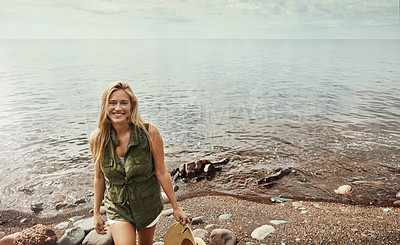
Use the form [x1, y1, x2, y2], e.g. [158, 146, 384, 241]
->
[1, 195, 399, 244]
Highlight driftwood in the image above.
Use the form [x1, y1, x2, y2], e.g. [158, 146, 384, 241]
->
[258, 168, 293, 188]
[171, 159, 229, 182]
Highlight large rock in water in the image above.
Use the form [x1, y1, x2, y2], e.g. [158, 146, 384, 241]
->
[13, 224, 57, 245]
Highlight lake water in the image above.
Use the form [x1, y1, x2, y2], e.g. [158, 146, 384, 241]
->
[0, 39, 399, 213]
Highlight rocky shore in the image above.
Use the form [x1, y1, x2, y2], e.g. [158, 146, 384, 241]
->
[1, 194, 400, 244]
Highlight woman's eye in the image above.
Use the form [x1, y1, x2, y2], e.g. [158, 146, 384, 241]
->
[109, 101, 117, 105]
[122, 102, 129, 105]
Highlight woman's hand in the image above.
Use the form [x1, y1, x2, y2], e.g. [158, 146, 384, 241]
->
[94, 214, 107, 235]
[173, 207, 191, 226]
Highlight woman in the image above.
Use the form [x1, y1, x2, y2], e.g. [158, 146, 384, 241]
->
[90, 81, 189, 245]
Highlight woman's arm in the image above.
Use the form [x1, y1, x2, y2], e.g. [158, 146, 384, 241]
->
[90, 132, 107, 234]
[149, 124, 190, 226]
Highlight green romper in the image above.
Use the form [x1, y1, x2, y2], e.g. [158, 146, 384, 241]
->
[101, 124, 164, 231]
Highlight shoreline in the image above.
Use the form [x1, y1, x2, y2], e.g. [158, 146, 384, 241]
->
[1, 194, 400, 244]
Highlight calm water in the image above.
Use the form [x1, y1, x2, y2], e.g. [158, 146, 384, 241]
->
[0, 39, 399, 213]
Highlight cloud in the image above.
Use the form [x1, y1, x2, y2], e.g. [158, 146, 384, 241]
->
[0, 0, 399, 38]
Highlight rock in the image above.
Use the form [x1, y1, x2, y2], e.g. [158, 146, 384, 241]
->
[69, 215, 84, 222]
[20, 218, 30, 224]
[55, 203, 67, 211]
[383, 208, 391, 212]
[218, 214, 232, 221]
[54, 222, 69, 230]
[270, 220, 287, 225]
[74, 217, 94, 234]
[57, 227, 85, 245]
[355, 195, 372, 204]
[292, 202, 303, 208]
[270, 197, 293, 203]
[100, 206, 107, 215]
[0, 232, 21, 245]
[258, 168, 292, 187]
[75, 198, 87, 204]
[173, 185, 179, 192]
[205, 224, 219, 231]
[192, 229, 208, 241]
[334, 185, 352, 195]
[394, 200, 400, 205]
[194, 237, 206, 245]
[251, 225, 275, 240]
[161, 208, 174, 217]
[30, 203, 44, 214]
[210, 229, 236, 245]
[192, 216, 205, 225]
[153, 242, 164, 245]
[82, 228, 112, 245]
[161, 192, 170, 204]
[396, 192, 400, 199]
[13, 224, 57, 245]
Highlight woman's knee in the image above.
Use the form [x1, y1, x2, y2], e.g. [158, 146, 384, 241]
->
[138, 225, 156, 245]
[109, 221, 137, 245]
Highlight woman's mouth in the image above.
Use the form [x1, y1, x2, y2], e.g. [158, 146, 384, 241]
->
[113, 112, 125, 116]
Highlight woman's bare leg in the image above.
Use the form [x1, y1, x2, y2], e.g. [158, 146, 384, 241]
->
[109, 221, 137, 245]
[137, 225, 156, 245]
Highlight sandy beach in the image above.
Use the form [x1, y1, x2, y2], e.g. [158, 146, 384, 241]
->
[1, 194, 399, 244]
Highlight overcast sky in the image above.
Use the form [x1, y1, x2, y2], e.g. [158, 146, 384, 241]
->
[0, 0, 399, 39]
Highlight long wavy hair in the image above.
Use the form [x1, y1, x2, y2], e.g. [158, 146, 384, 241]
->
[91, 81, 149, 172]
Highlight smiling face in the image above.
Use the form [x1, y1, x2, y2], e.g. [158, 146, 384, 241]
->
[107, 89, 132, 124]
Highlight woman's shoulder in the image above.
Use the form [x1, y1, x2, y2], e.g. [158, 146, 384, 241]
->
[89, 129, 100, 144]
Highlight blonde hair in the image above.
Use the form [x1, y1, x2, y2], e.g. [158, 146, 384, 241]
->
[91, 81, 149, 172]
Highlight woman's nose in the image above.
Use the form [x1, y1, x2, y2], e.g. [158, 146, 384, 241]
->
[115, 103, 121, 110]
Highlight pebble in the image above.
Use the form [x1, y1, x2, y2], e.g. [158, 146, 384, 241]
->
[251, 225, 275, 240]
[54, 222, 69, 230]
[210, 229, 236, 245]
[334, 185, 352, 195]
[55, 202, 67, 211]
[396, 192, 400, 199]
[57, 227, 85, 245]
[393, 200, 400, 205]
[19, 218, 30, 224]
[30, 202, 44, 213]
[153, 242, 164, 245]
[75, 198, 87, 204]
[383, 208, 391, 212]
[270, 197, 293, 203]
[69, 215, 85, 222]
[218, 214, 232, 220]
[82, 228, 113, 245]
[270, 220, 287, 225]
[292, 202, 303, 208]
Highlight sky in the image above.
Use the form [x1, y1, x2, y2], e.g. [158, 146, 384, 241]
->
[0, 0, 399, 39]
